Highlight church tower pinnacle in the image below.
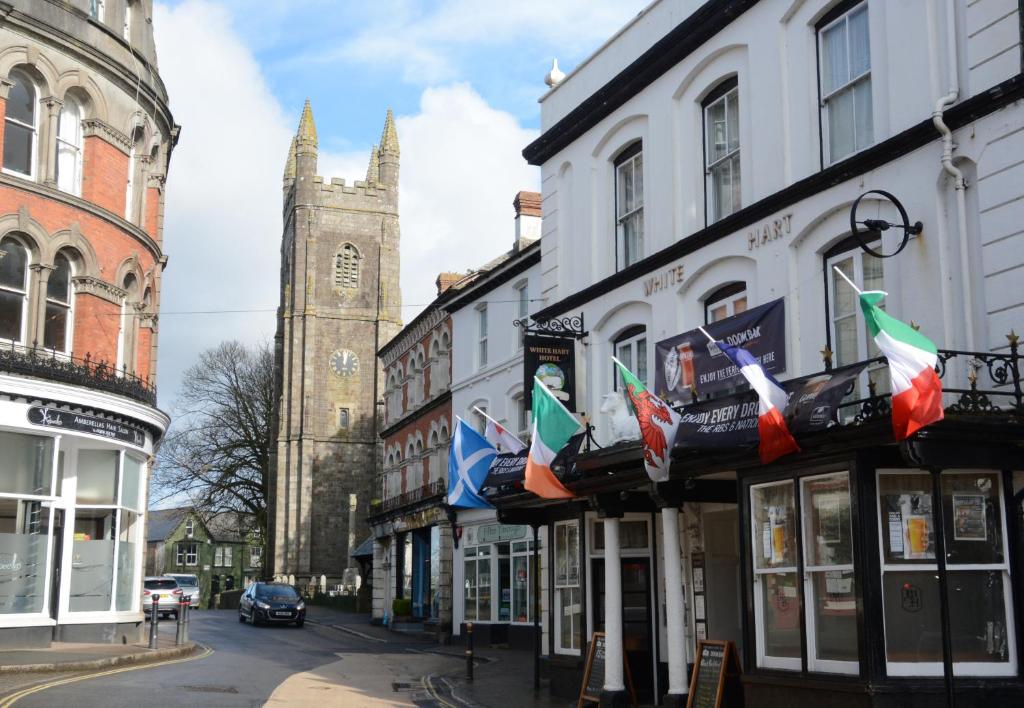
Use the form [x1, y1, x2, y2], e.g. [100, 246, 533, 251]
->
[378, 108, 399, 188]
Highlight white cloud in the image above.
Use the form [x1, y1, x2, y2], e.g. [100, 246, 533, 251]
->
[153, 1, 539, 405]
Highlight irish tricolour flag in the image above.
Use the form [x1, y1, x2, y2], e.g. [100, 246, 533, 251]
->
[859, 291, 944, 439]
[525, 377, 582, 499]
[612, 357, 680, 482]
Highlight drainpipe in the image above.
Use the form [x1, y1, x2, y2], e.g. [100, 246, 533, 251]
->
[931, 0, 975, 351]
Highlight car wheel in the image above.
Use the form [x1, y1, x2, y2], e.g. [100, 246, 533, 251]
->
[294, 619, 304, 628]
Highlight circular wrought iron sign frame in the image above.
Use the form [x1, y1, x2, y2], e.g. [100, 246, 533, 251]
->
[849, 189, 923, 259]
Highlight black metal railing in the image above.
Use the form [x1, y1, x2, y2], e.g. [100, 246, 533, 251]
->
[371, 479, 447, 516]
[0, 342, 157, 406]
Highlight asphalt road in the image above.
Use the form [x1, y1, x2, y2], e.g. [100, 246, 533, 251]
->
[7, 611, 464, 707]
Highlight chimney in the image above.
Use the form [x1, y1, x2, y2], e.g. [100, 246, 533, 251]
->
[436, 272, 463, 295]
[513, 191, 541, 251]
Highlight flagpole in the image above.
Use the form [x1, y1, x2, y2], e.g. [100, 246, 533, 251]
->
[473, 405, 526, 448]
[534, 376, 583, 432]
[696, 326, 715, 344]
[832, 265, 864, 295]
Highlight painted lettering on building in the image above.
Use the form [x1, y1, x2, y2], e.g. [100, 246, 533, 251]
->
[747, 214, 792, 250]
[642, 264, 685, 297]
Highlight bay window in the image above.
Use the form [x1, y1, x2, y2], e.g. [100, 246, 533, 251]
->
[704, 78, 740, 223]
[614, 142, 643, 270]
[554, 520, 581, 653]
[819, 1, 873, 163]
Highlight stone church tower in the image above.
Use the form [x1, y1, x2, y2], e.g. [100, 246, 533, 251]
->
[269, 102, 402, 584]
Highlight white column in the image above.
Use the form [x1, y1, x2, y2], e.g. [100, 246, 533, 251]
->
[603, 516, 625, 693]
[662, 509, 687, 698]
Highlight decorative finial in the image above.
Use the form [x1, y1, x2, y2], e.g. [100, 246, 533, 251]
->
[910, 321, 921, 331]
[380, 108, 399, 157]
[366, 144, 380, 183]
[544, 58, 565, 88]
[283, 135, 297, 180]
[1008, 330, 1019, 348]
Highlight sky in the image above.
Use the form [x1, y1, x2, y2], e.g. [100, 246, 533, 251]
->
[151, 0, 650, 410]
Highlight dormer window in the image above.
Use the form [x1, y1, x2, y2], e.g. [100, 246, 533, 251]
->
[185, 518, 194, 538]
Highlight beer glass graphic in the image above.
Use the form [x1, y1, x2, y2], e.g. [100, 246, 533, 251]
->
[907, 515, 928, 556]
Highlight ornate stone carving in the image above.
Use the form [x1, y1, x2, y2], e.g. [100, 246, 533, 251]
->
[72, 275, 126, 304]
[81, 118, 132, 153]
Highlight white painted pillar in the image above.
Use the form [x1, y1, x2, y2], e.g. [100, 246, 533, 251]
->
[603, 516, 625, 693]
[662, 509, 687, 699]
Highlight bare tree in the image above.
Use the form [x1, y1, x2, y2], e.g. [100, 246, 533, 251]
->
[153, 340, 274, 537]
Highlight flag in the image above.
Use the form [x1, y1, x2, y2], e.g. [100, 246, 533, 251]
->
[612, 357, 679, 482]
[448, 418, 497, 508]
[717, 340, 800, 464]
[484, 418, 526, 454]
[859, 291, 944, 439]
[525, 378, 581, 499]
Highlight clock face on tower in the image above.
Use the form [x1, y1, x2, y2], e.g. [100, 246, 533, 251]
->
[329, 349, 359, 377]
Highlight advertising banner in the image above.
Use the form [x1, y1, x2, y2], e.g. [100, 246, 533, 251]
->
[483, 433, 586, 489]
[654, 298, 786, 406]
[524, 334, 576, 411]
[675, 362, 866, 448]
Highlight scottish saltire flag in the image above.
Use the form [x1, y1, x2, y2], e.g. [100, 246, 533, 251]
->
[612, 357, 679, 482]
[859, 291, 944, 439]
[717, 340, 800, 464]
[448, 418, 497, 509]
[525, 377, 581, 499]
[484, 418, 526, 454]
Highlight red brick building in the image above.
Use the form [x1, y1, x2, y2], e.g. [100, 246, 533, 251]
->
[0, 1, 176, 648]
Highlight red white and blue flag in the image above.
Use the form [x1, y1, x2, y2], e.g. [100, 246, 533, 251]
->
[716, 340, 800, 464]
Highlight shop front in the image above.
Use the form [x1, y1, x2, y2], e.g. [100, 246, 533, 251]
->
[0, 386, 164, 648]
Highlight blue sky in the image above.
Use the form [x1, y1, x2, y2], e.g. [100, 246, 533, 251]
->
[151, 0, 649, 409]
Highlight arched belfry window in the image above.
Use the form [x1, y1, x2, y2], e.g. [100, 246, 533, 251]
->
[335, 243, 359, 289]
[0, 236, 29, 343]
[44, 252, 73, 352]
[3, 70, 38, 178]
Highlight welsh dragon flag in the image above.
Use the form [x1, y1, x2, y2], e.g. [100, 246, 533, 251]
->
[525, 377, 581, 499]
[859, 291, 944, 439]
[612, 357, 679, 482]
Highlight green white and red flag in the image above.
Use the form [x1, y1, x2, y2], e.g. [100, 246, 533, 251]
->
[524, 377, 581, 499]
[612, 357, 680, 482]
[859, 291, 944, 439]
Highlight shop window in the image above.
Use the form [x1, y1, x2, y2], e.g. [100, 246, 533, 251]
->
[818, 1, 873, 164]
[0, 431, 54, 496]
[592, 519, 649, 551]
[613, 326, 647, 390]
[614, 142, 644, 270]
[56, 95, 83, 195]
[69, 507, 116, 611]
[176, 542, 198, 567]
[554, 520, 581, 653]
[704, 77, 741, 224]
[43, 253, 73, 352]
[115, 510, 138, 611]
[464, 545, 492, 622]
[826, 238, 888, 400]
[477, 304, 488, 368]
[75, 450, 117, 505]
[0, 236, 29, 344]
[750, 480, 802, 670]
[705, 282, 747, 324]
[877, 470, 1016, 676]
[2, 70, 37, 178]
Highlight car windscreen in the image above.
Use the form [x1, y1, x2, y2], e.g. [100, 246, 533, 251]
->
[145, 579, 178, 590]
[255, 585, 300, 601]
[172, 576, 198, 587]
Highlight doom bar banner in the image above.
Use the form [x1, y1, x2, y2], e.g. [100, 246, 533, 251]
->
[654, 298, 786, 406]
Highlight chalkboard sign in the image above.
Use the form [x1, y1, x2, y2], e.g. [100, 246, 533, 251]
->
[685, 640, 740, 708]
[577, 632, 637, 707]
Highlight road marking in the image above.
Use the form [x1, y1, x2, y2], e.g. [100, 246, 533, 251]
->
[421, 674, 461, 708]
[0, 644, 214, 707]
[308, 620, 387, 643]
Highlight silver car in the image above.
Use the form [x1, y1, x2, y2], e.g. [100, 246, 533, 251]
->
[143, 576, 184, 619]
[166, 573, 201, 607]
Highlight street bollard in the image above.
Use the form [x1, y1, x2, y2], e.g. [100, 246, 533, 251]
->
[465, 622, 474, 682]
[148, 594, 160, 649]
[175, 598, 188, 645]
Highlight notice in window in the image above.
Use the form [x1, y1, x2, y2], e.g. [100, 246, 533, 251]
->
[888, 511, 904, 554]
[952, 494, 987, 542]
[885, 493, 934, 560]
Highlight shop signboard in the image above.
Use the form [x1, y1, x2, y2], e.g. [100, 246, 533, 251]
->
[577, 632, 637, 706]
[675, 362, 867, 448]
[27, 406, 146, 448]
[655, 299, 786, 406]
[685, 640, 742, 708]
[524, 334, 576, 411]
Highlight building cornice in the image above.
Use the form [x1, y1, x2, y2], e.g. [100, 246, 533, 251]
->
[533, 71, 1024, 321]
[378, 301, 452, 365]
[81, 118, 133, 153]
[72, 275, 126, 304]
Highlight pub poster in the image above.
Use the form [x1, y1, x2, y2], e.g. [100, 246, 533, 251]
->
[654, 298, 786, 406]
[952, 494, 987, 542]
[524, 334, 576, 411]
[885, 492, 935, 560]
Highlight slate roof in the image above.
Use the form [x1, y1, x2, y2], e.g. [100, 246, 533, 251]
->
[146, 507, 257, 544]
[146, 507, 187, 542]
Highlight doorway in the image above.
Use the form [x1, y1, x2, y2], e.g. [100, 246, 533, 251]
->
[704, 508, 744, 665]
[591, 558, 654, 703]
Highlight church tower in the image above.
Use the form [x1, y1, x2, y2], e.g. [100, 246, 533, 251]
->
[269, 103, 402, 584]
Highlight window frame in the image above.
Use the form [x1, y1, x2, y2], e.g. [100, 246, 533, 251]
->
[612, 325, 647, 391]
[553, 520, 582, 655]
[613, 141, 644, 271]
[335, 243, 360, 290]
[55, 96, 83, 196]
[0, 235, 30, 346]
[702, 77, 741, 225]
[43, 252, 74, 354]
[176, 542, 198, 568]
[704, 281, 748, 324]
[2, 70, 39, 180]
[817, 0, 873, 165]
[476, 303, 488, 369]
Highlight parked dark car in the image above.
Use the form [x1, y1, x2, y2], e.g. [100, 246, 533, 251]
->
[238, 582, 305, 627]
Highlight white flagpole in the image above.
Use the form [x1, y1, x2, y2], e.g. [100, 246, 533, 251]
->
[473, 405, 526, 448]
[696, 326, 715, 344]
[832, 265, 864, 295]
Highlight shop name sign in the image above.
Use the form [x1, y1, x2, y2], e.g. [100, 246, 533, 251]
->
[748, 213, 792, 250]
[642, 263, 685, 297]
[27, 406, 145, 447]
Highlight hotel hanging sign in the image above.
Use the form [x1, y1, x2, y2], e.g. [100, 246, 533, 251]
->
[27, 406, 146, 447]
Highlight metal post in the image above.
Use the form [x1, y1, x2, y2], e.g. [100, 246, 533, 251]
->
[175, 599, 187, 645]
[182, 599, 190, 643]
[148, 594, 160, 649]
[465, 621, 474, 682]
[533, 523, 540, 692]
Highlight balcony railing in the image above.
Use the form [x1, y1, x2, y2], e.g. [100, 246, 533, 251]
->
[370, 479, 446, 517]
[0, 343, 157, 406]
